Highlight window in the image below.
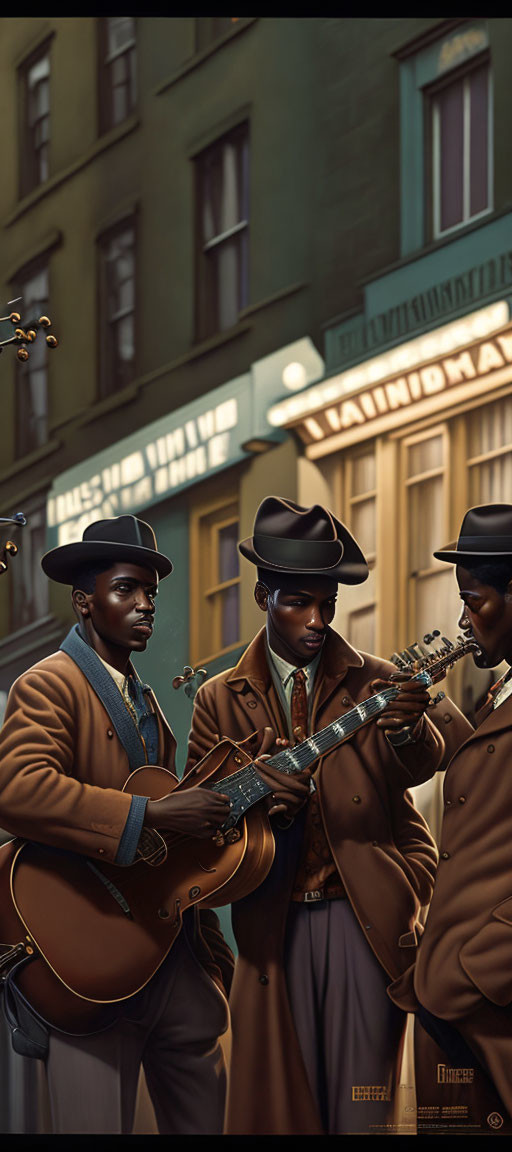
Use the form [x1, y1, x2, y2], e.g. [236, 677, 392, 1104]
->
[402, 426, 454, 641]
[190, 497, 240, 663]
[195, 17, 241, 52]
[195, 123, 249, 341]
[430, 59, 492, 238]
[98, 16, 136, 134]
[98, 220, 136, 397]
[396, 20, 490, 255]
[341, 446, 377, 654]
[10, 496, 49, 631]
[19, 46, 50, 197]
[467, 397, 512, 503]
[13, 261, 49, 457]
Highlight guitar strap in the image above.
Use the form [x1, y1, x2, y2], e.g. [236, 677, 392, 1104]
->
[60, 624, 148, 771]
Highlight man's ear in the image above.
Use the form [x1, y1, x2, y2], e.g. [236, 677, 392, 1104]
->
[254, 581, 269, 612]
[72, 589, 90, 618]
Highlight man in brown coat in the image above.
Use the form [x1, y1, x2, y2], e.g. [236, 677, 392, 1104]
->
[0, 515, 234, 1135]
[185, 496, 447, 1136]
[395, 503, 512, 1127]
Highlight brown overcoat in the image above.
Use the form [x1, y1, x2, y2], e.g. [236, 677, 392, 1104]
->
[397, 692, 512, 1117]
[0, 649, 232, 993]
[185, 627, 447, 1135]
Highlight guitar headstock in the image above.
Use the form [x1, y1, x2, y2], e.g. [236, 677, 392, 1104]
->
[0, 513, 27, 575]
[390, 630, 481, 682]
[0, 302, 58, 361]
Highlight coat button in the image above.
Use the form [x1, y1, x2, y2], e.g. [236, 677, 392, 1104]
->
[98, 848, 105, 855]
[259, 974, 269, 985]
[352, 795, 361, 804]
[247, 701, 257, 709]
[342, 697, 351, 706]
[458, 795, 466, 804]
[372, 840, 378, 846]
[445, 799, 452, 807]
[443, 713, 452, 724]
[107, 729, 114, 738]
[487, 744, 495, 753]
[441, 851, 450, 860]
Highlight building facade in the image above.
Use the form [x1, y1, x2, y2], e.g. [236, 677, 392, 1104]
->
[1, 11, 512, 1135]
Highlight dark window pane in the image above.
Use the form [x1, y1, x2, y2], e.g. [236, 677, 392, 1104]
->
[470, 65, 489, 217]
[14, 265, 49, 456]
[197, 125, 249, 339]
[99, 18, 136, 133]
[221, 583, 239, 648]
[10, 501, 49, 630]
[99, 224, 136, 396]
[219, 522, 238, 582]
[439, 78, 464, 231]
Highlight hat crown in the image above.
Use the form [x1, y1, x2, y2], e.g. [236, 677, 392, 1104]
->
[254, 498, 338, 544]
[458, 504, 512, 545]
[83, 515, 157, 552]
[238, 495, 369, 585]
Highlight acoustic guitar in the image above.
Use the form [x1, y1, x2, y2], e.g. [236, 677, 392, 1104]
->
[0, 632, 479, 1032]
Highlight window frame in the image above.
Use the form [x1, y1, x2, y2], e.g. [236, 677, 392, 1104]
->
[427, 54, 493, 241]
[97, 215, 137, 400]
[97, 16, 137, 136]
[9, 492, 50, 633]
[11, 256, 50, 459]
[18, 41, 51, 198]
[194, 121, 250, 343]
[189, 494, 241, 665]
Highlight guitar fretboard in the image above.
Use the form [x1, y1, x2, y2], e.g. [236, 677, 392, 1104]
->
[209, 680, 413, 830]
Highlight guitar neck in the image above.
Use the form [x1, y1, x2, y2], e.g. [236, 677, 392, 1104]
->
[211, 681, 404, 827]
[211, 635, 479, 832]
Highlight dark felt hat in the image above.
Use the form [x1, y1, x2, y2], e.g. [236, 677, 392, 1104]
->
[239, 496, 369, 585]
[41, 515, 173, 584]
[434, 503, 512, 565]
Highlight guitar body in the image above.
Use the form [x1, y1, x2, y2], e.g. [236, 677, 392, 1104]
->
[1, 740, 275, 1033]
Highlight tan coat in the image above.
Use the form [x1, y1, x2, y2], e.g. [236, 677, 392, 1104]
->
[185, 627, 446, 1135]
[0, 650, 232, 994]
[404, 692, 512, 1116]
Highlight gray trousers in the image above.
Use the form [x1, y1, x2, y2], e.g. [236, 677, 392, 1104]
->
[285, 899, 404, 1134]
[45, 923, 229, 1135]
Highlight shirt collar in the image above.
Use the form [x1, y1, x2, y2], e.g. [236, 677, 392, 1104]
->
[267, 642, 322, 691]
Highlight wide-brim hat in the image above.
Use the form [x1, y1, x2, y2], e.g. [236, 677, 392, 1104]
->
[434, 503, 512, 565]
[41, 515, 173, 584]
[239, 496, 368, 585]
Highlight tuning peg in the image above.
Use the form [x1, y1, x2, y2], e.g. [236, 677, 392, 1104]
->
[26, 329, 37, 342]
[9, 312, 21, 324]
[441, 636, 454, 650]
[428, 691, 445, 707]
[14, 328, 26, 340]
[17, 348, 29, 362]
[46, 334, 58, 348]
[38, 316, 51, 328]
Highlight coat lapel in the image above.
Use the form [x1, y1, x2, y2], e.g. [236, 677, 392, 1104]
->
[60, 625, 147, 771]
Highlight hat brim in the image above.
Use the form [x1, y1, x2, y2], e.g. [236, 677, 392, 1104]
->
[239, 534, 368, 586]
[433, 544, 512, 565]
[41, 540, 173, 584]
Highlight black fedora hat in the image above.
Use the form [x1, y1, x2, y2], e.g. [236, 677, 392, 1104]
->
[41, 515, 173, 584]
[434, 503, 512, 565]
[239, 496, 368, 585]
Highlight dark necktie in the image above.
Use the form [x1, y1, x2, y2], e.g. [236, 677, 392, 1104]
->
[291, 669, 308, 745]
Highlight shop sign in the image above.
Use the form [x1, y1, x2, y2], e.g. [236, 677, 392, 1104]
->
[48, 378, 250, 546]
[281, 324, 512, 447]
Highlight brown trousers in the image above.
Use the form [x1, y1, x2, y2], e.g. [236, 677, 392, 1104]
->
[45, 923, 229, 1135]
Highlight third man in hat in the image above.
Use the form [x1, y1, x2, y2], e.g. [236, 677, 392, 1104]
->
[394, 502, 512, 1125]
[185, 495, 448, 1135]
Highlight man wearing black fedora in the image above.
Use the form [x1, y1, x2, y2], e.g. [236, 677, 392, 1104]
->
[395, 502, 512, 1124]
[0, 514, 234, 1135]
[186, 496, 446, 1135]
